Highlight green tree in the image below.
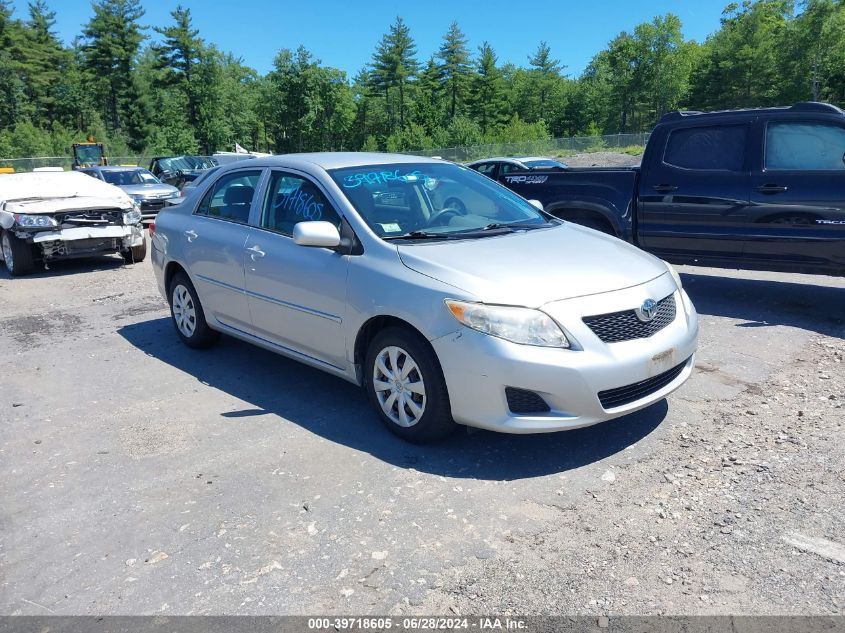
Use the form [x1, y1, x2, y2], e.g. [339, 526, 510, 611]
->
[370, 17, 418, 133]
[470, 42, 508, 133]
[688, 1, 793, 109]
[81, 0, 146, 136]
[436, 21, 471, 119]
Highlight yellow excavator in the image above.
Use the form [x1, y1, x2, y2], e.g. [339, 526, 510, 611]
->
[71, 136, 108, 169]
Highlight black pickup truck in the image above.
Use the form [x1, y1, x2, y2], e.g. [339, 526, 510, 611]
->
[483, 102, 845, 277]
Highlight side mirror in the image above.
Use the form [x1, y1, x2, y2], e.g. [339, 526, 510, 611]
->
[293, 221, 341, 248]
[528, 199, 544, 212]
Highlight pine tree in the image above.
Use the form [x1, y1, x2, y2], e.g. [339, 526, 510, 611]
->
[436, 21, 471, 119]
[82, 0, 146, 133]
[370, 17, 418, 133]
[470, 42, 508, 133]
[153, 6, 202, 122]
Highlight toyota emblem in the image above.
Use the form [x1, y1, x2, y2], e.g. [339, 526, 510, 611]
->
[636, 298, 658, 322]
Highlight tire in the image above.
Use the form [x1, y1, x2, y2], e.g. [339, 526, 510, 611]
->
[1, 230, 36, 276]
[168, 271, 220, 349]
[365, 326, 455, 443]
[122, 235, 147, 263]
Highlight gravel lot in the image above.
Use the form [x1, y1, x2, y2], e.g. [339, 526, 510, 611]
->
[0, 247, 843, 616]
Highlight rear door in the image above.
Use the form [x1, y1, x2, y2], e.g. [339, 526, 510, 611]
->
[745, 118, 845, 270]
[180, 168, 264, 331]
[639, 122, 751, 258]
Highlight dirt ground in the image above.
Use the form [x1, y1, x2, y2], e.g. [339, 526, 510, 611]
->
[0, 250, 843, 616]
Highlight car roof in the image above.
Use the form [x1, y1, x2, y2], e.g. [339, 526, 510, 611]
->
[223, 152, 446, 171]
[658, 101, 844, 124]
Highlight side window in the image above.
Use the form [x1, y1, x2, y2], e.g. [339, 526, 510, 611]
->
[261, 171, 341, 236]
[766, 122, 845, 171]
[474, 162, 498, 177]
[195, 170, 261, 223]
[500, 162, 520, 174]
[664, 125, 747, 171]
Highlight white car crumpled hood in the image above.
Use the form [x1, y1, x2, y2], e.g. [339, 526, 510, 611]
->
[397, 223, 670, 307]
[5, 196, 132, 214]
[0, 171, 133, 216]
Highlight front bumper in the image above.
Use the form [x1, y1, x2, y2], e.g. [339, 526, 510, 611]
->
[431, 275, 699, 434]
[25, 224, 144, 259]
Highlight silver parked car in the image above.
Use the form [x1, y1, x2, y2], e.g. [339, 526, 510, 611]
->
[81, 166, 180, 223]
[150, 153, 698, 442]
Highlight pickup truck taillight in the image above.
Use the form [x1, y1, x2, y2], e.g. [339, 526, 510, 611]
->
[148, 222, 155, 236]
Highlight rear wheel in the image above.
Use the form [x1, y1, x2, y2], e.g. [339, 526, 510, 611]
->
[1, 230, 36, 276]
[122, 235, 147, 263]
[365, 327, 455, 443]
[168, 272, 219, 349]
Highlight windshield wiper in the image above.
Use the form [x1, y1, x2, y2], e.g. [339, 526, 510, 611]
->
[478, 221, 553, 231]
[384, 230, 457, 241]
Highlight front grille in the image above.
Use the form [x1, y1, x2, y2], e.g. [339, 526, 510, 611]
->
[584, 295, 676, 343]
[63, 237, 119, 255]
[505, 387, 550, 414]
[597, 357, 690, 410]
[140, 200, 166, 210]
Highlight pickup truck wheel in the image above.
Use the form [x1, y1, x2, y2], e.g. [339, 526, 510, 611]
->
[168, 272, 220, 349]
[1, 230, 36, 276]
[122, 235, 147, 263]
[365, 327, 456, 443]
[570, 217, 615, 236]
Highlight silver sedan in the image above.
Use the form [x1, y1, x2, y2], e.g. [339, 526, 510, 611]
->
[150, 153, 698, 442]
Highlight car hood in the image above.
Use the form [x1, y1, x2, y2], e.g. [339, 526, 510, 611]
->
[396, 223, 669, 307]
[0, 171, 133, 217]
[119, 183, 179, 197]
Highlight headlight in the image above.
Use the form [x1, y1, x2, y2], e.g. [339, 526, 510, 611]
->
[445, 299, 570, 348]
[123, 208, 142, 225]
[665, 261, 683, 290]
[13, 213, 57, 228]
[131, 194, 145, 203]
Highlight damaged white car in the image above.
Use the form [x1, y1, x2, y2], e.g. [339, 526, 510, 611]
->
[0, 171, 146, 276]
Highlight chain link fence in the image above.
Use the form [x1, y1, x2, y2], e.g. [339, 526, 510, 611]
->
[407, 132, 651, 162]
[0, 132, 651, 172]
[0, 156, 150, 172]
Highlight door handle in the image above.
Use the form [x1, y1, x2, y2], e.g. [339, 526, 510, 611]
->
[756, 184, 788, 194]
[653, 184, 678, 193]
[246, 245, 265, 260]
[184, 229, 198, 241]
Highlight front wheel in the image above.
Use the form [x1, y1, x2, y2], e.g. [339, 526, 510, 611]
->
[122, 235, 147, 263]
[168, 272, 220, 349]
[365, 327, 455, 443]
[1, 230, 36, 276]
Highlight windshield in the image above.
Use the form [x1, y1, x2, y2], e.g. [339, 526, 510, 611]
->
[102, 169, 160, 186]
[523, 159, 567, 170]
[74, 145, 102, 165]
[329, 162, 551, 239]
[159, 156, 216, 172]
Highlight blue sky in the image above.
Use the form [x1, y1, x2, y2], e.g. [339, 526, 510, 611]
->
[11, 0, 730, 77]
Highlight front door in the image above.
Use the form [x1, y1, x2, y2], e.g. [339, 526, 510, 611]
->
[639, 123, 751, 259]
[243, 170, 349, 370]
[180, 168, 263, 331]
[746, 119, 845, 270]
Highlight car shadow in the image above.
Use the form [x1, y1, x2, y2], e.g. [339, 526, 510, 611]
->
[0, 255, 129, 279]
[118, 317, 668, 481]
[681, 271, 845, 339]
